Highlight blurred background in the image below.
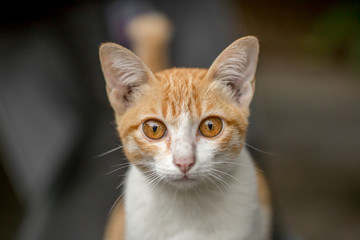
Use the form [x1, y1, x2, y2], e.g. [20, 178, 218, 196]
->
[0, 0, 359, 240]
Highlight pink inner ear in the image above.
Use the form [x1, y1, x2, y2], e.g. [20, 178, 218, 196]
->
[108, 88, 127, 114]
[237, 82, 253, 107]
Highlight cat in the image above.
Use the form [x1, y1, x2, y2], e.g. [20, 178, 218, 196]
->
[99, 36, 271, 240]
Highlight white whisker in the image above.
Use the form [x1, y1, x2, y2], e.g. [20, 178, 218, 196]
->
[212, 161, 264, 172]
[108, 190, 125, 216]
[104, 165, 130, 175]
[96, 145, 123, 158]
[110, 162, 130, 168]
[209, 170, 232, 190]
[211, 168, 244, 185]
[241, 141, 275, 156]
[206, 175, 224, 195]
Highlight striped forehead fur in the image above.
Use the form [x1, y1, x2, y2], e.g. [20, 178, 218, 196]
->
[154, 68, 208, 118]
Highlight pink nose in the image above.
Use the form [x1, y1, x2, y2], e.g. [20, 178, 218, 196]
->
[173, 157, 195, 173]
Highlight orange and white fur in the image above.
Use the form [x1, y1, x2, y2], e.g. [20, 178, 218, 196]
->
[100, 36, 271, 240]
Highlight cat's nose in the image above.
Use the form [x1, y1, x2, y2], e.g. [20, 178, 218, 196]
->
[173, 156, 195, 174]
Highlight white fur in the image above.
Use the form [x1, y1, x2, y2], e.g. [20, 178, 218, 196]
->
[124, 148, 269, 240]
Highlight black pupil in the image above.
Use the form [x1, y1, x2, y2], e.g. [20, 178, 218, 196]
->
[207, 121, 213, 130]
[152, 125, 158, 133]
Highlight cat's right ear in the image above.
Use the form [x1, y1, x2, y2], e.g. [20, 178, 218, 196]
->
[99, 43, 154, 115]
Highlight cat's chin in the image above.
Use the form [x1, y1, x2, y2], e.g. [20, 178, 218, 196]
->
[165, 175, 200, 190]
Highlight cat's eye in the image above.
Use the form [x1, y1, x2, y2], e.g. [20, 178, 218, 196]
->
[199, 117, 222, 138]
[143, 120, 167, 140]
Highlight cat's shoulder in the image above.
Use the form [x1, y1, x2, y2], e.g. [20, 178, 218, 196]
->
[256, 169, 271, 209]
[104, 201, 125, 240]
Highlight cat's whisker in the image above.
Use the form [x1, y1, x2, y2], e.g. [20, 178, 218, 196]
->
[109, 172, 164, 216]
[212, 161, 264, 173]
[96, 145, 124, 158]
[104, 165, 131, 175]
[208, 173, 226, 190]
[110, 175, 153, 215]
[142, 170, 157, 175]
[209, 170, 232, 190]
[145, 173, 159, 182]
[108, 190, 125, 216]
[116, 179, 128, 190]
[212, 161, 252, 166]
[241, 141, 275, 156]
[205, 175, 224, 195]
[107, 160, 153, 176]
[145, 172, 160, 182]
[191, 185, 200, 200]
[110, 170, 158, 214]
[171, 186, 180, 208]
[135, 161, 154, 169]
[211, 168, 244, 185]
[108, 172, 158, 215]
[110, 162, 131, 168]
[148, 175, 163, 192]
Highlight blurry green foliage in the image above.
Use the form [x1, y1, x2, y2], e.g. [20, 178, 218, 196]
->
[305, 2, 360, 65]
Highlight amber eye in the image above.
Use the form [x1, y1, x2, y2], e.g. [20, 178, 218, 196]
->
[143, 120, 167, 140]
[199, 117, 223, 138]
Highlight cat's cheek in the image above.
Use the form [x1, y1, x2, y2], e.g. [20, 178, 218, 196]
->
[122, 137, 143, 163]
[121, 134, 159, 164]
[154, 154, 179, 176]
[217, 125, 244, 154]
[228, 133, 244, 155]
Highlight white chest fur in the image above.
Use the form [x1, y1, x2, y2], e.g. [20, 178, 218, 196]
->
[124, 149, 267, 240]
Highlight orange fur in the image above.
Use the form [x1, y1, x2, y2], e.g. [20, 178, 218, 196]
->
[257, 170, 272, 239]
[116, 68, 249, 165]
[257, 170, 272, 209]
[104, 202, 125, 240]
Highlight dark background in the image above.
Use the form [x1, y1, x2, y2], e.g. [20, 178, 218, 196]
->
[1, 0, 360, 239]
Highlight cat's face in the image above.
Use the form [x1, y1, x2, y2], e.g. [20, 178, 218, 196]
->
[100, 37, 259, 190]
[117, 69, 248, 189]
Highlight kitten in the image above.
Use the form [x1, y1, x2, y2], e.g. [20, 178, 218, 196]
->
[100, 36, 271, 240]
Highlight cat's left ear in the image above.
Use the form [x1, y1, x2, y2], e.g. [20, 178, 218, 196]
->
[206, 36, 259, 109]
[99, 43, 155, 115]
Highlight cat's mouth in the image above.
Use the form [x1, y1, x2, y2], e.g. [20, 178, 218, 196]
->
[157, 170, 201, 189]
[166, 174, 199, 189]
[167, 174, 200, 189]
[172, 174, 195, 182]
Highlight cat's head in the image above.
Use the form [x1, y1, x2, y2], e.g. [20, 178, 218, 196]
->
[99, 36, 259, 190]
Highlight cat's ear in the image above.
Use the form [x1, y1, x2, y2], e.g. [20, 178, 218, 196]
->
[99, 43, 154, 115]
[206, 36, 259, 109]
